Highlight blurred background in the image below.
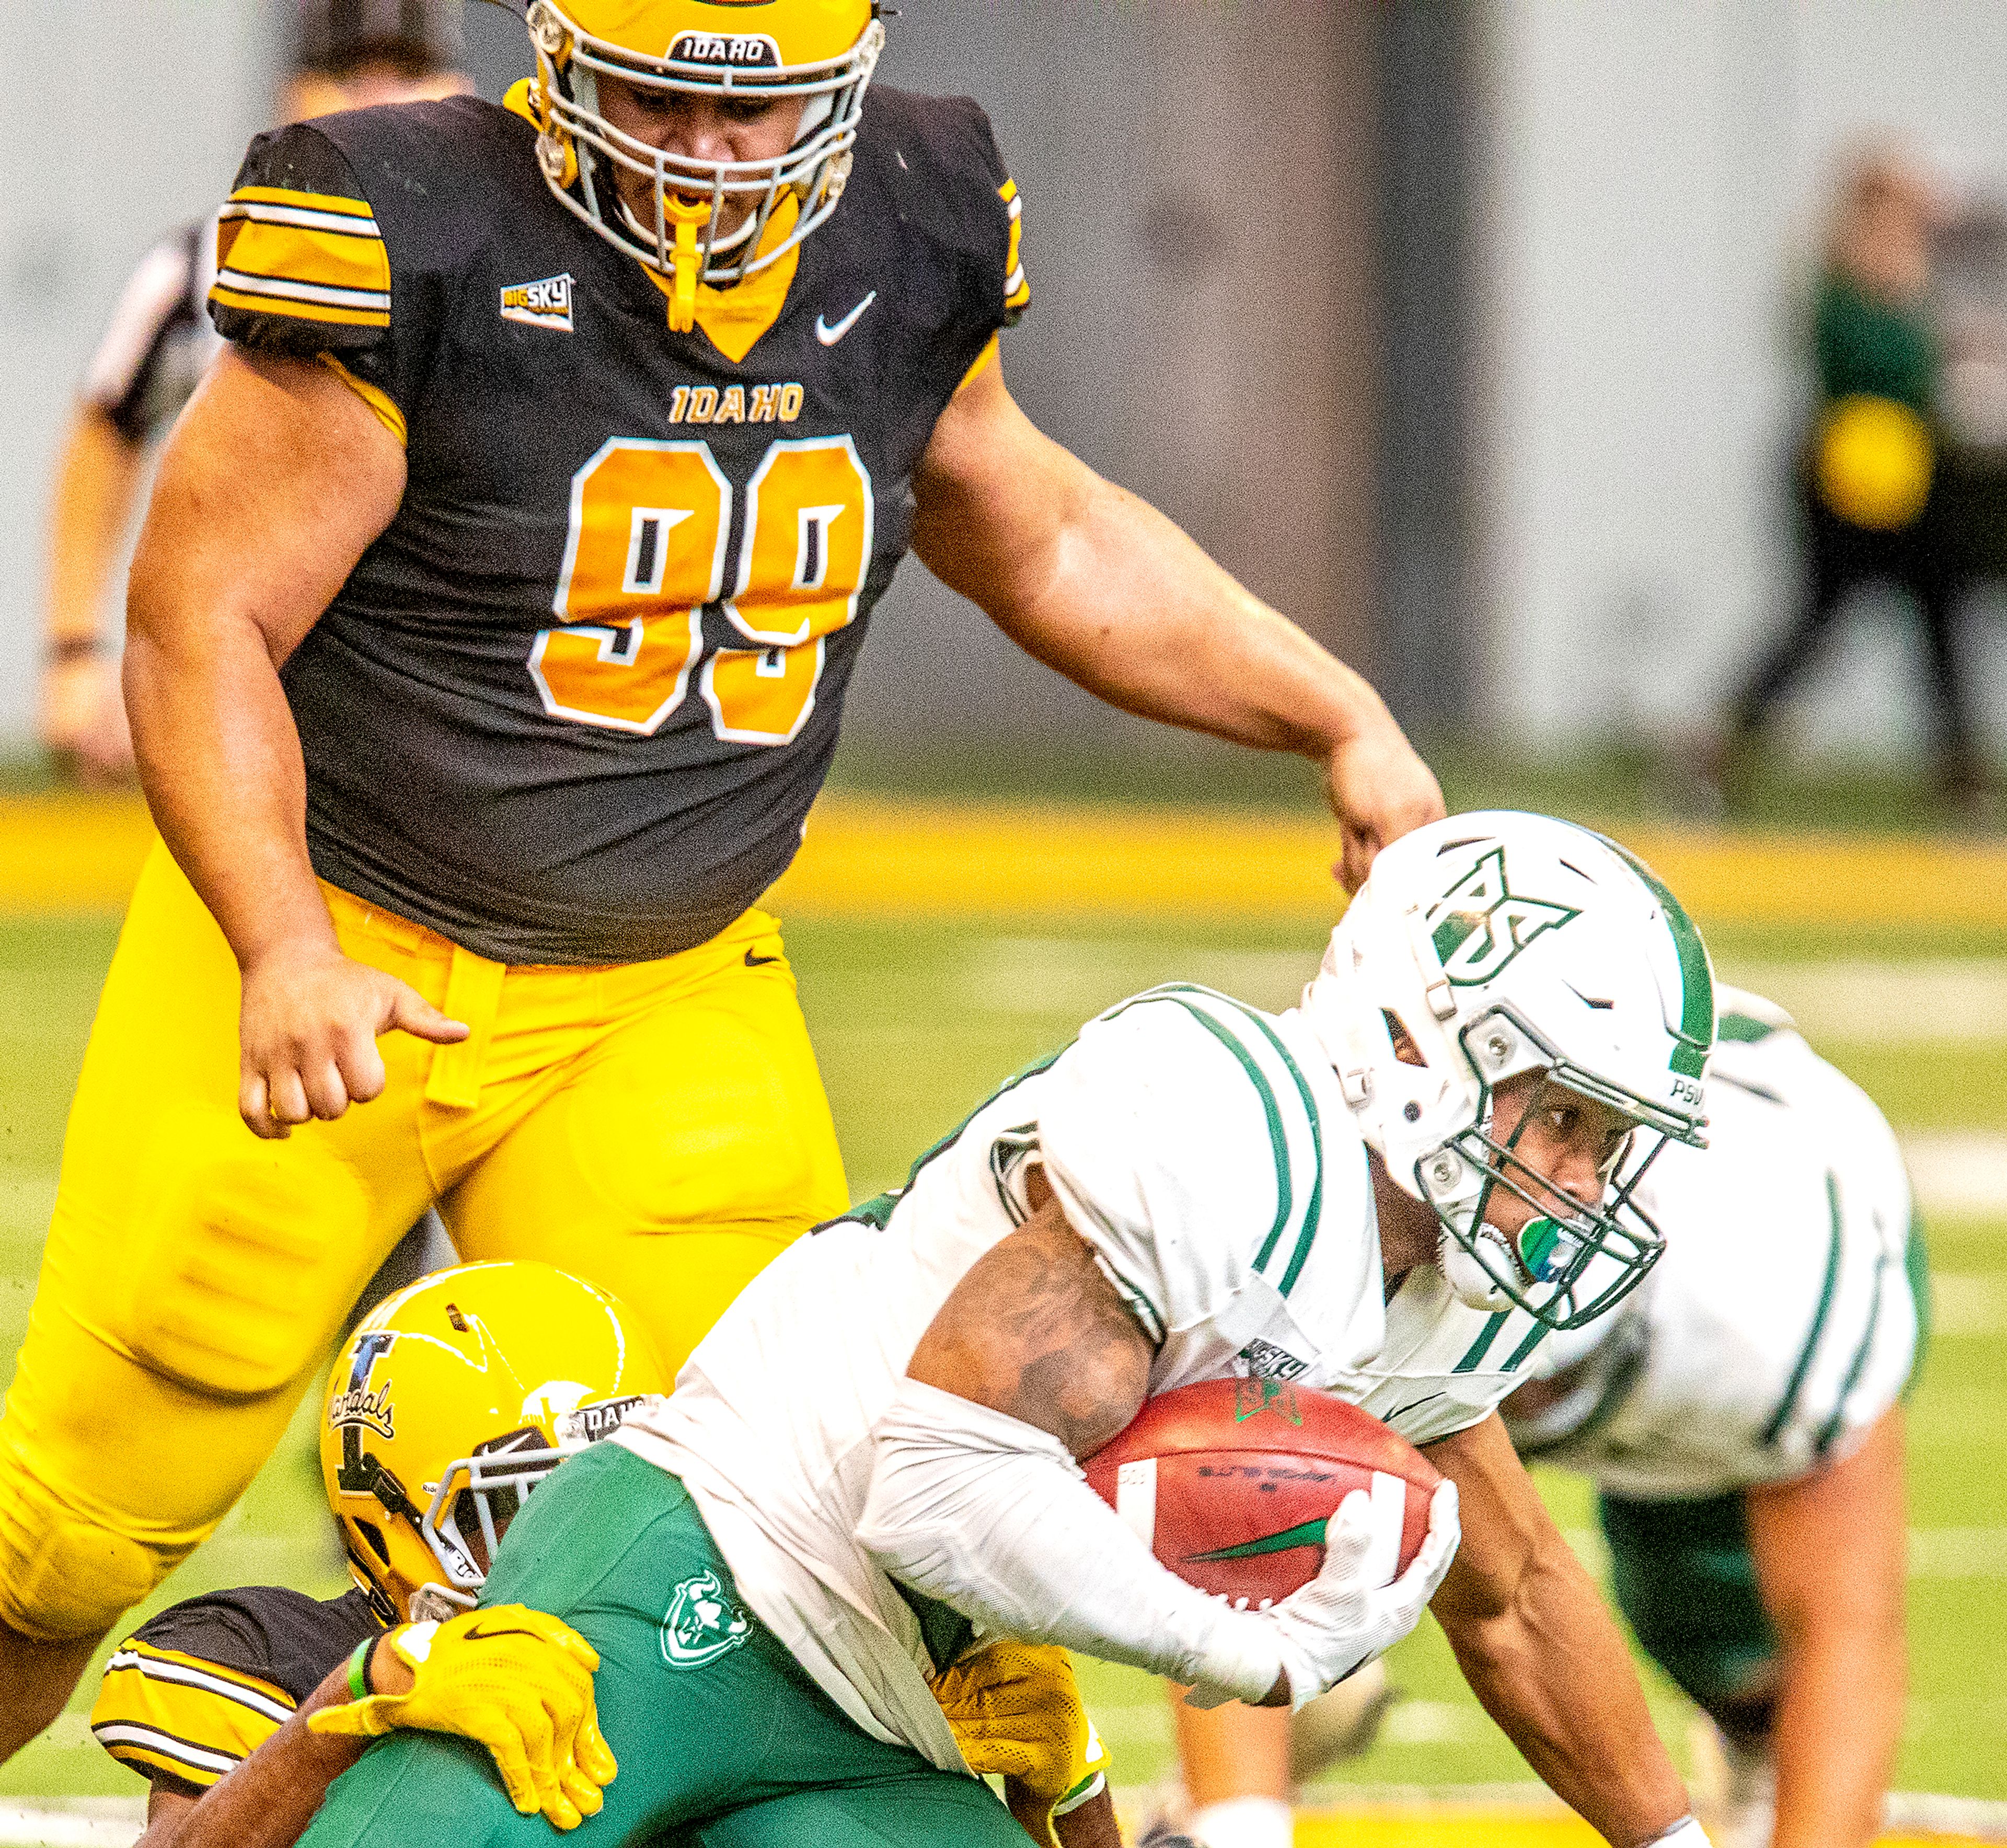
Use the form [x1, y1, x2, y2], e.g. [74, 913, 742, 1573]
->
[1, 3, 2004, 1843]
[10, 0, 2007, 809]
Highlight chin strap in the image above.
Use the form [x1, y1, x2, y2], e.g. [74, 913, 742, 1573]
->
[662, 196, 711, 332]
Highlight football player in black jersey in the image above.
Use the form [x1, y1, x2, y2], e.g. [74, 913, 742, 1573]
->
[88, 1263, 665, 1843]
[0, 0, 1445, 1751]
[89, 1261, 1117, 1847]
[37, 0, 469, 783]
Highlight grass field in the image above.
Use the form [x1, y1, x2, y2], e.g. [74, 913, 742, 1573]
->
[0, 885, 2003, 1826]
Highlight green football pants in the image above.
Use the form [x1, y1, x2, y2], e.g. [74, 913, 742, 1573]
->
[296, 1442, 1027, 1848]
[1599, 1488, 1779, 1730]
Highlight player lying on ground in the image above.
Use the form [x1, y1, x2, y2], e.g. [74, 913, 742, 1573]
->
[86, 1264, 660, 1845]
[277, 813, 1718, 1848]
[0, 0, 1446, 1756]
[1503, 987, 1921, 1848]
[1162, 985, 1922, 1848]
[87, 1260, 1116, 1848]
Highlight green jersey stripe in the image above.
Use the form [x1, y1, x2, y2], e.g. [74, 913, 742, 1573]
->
[1101, 986, 1324, 1295]
[1502, 1318, 1550, 1373]
[1814, 1249, 1891, 1459]
[1760, 1171, 1844, 1446]
[1593, 832, 1715, 1080]
[1148, 985, 1328, 1297]
[829, 1047, 1065, 1233]
[1902, 1209, 1931, 1399]
[1454, 1312, 1509, 1372]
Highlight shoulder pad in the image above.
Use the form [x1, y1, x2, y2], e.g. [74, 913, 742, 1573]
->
[212, 121, 388, 352]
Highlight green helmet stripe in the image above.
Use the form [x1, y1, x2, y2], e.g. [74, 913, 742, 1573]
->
[1593, 833, 1714, 1079]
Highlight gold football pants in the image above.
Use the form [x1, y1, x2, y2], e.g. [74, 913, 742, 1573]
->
[0, 844, 847, 1640]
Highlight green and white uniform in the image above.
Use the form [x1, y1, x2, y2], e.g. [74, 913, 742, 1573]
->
[1505, 988, 1923, 1715]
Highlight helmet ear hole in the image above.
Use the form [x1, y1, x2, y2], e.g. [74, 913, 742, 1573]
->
[353, 1519, 392, 1566]
[1382, 1009, 1427, 1068]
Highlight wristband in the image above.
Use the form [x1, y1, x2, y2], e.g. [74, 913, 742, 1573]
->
[344, 1637, 375, 1702]
[1643, 1820, 1711, 1848]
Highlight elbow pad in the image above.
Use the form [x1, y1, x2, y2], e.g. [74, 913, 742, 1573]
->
[857, 1378, 1281, 1703]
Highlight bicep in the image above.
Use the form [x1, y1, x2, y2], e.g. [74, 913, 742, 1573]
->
[909, 358, 1096, 620]
[129, 347, 405, 668]
[1746, 1405, 1907, 1639]
[135, 1780, 200, 1847]
[1421, 1413, 1562, 1626]
[905, 1186, 1153, 1460]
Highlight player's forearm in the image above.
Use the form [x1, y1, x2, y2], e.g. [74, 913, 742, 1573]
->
[981, 468, 1394, 759]
[1768, 1619, 1904, 1848]
[44, 407, 145, 649]
[123, 618, 337, 969]
[1438, 1540, 1690, 1846]
[138, 1663, 368, 1848]
[1750, 1410, 1908, 1848]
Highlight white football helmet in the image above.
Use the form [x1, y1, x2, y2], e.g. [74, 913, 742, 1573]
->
[1301, 812, 1714, 1331]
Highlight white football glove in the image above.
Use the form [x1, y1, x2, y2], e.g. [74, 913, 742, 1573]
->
[1192, 1480, 1460, 1713]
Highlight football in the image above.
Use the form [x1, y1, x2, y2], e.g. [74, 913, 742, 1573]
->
[1084, 1379, 1443, 1606]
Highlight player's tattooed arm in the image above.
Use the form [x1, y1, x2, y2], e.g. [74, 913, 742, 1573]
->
[906, 1167, 1152, 1460]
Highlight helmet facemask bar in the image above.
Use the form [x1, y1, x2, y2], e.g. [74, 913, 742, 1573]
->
[1424, 1003, 1700, 1331]
[417, 1431, 578, 1611]
[528, 0, 883, 288]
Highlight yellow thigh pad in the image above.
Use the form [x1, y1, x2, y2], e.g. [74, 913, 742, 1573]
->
[119, 1107, 376, 1401]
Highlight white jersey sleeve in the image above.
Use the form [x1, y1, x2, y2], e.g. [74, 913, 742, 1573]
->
[1507, 998, 1921, 1498]
[1036, 988, 1382, 1386]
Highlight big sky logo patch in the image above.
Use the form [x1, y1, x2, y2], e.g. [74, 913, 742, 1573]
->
[1427, 847, 1578, 986]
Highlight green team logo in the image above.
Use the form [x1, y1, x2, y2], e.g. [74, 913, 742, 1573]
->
[1233, 1379, 1304, 1425]
[1428, 848, 1579, 986]
[660, 1569, 750, 1670]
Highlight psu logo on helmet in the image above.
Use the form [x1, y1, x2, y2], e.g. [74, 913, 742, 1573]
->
[668, 30, 781, 67]
[1426, 846, 1580, 987]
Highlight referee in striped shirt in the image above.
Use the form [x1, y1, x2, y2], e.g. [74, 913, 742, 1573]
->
[38, 0, 469, 782]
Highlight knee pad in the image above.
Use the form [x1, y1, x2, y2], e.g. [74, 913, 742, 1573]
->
[0, 1450, 166, 1641]
[120, 1111, 374, 1401]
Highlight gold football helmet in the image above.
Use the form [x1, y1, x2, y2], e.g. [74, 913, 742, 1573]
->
[320, 1262, 667, 1624]
[516, 0, 881, 309]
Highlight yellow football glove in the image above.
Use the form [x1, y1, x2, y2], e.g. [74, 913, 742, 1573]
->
[308, 1605, 616, 1831]
[930, 1640, 1103, 1846]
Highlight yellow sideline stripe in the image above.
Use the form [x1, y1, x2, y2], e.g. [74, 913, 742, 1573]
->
[1289, 1812, 1982, 1847]
[1, 793, 2004, 928]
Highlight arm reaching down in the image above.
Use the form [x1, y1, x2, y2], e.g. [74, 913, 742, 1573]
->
[911, 361, 1444, 891]
[1746, 1406, 1907, 1848]
[858, 1187, 1459, 1709]
[1423, 1413, 1695, 1848]
[123, 348, 466, 1139]
[126, 1605, 611, 1847]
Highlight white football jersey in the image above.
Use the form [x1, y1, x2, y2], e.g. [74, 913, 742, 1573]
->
[1504, 991, 1919, 1500]
[619, 986, 1566, 1765]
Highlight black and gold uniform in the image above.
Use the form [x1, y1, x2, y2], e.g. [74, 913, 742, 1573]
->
[0, 78, 1025, 1644]
[90, 1587, 378, 1795]
[219, 86, 1022, 966]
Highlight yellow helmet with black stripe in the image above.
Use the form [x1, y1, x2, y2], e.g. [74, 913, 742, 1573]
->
[518, 0, 881, 303]
[319, 1262, 667, 1624]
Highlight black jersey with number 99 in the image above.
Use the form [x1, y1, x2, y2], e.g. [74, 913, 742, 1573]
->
[210, 89, 1026, 965]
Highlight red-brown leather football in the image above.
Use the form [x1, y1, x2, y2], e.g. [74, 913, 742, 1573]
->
[1083, 1378, 1443, 1606]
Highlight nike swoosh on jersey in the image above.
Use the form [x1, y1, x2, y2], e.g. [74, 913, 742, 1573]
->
[815, 291, 878, 345]
[744, 948, 783, 968]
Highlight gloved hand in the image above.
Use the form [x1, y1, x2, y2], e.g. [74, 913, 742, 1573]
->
[308, 1604, 616, 1830]
[931, 1639, 1100, 1846]
[1192, 1480, 1460, 1712]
